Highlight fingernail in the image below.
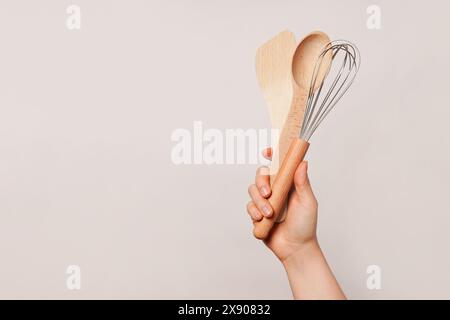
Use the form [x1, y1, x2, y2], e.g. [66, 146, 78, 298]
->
[261, 186, 269, 197]
[262, 205, 272, 217]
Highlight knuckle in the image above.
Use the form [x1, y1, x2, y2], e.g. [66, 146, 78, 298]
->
[256, 197, 265, 207]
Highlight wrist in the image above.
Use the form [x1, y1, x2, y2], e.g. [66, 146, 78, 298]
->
[281, 238, 322, 270]
[281, 239, 346, 300]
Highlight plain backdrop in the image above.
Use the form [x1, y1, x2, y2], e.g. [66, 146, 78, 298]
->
[1, 0, 450, 299]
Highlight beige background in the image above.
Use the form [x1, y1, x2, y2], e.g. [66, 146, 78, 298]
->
[0, 0, 449, 299]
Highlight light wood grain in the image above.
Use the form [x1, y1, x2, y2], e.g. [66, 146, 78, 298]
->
[279, 31, 332, 170]
[253, 31, 332, 239]
[255, 30, 296, 175]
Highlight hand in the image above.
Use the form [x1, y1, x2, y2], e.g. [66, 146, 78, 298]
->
[247, 147, 319, 263]
[247, 147, 345, 299]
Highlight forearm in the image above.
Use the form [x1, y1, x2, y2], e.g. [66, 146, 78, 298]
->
[282, 240, 346, 300]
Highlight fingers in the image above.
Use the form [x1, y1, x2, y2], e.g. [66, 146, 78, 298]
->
[255, 166, 271, 198]
[262, 147, 272, 160]
[293, 161, 318, 207]
[246, 201, 262, 221]
[248, 184, 273, 218]
[246, 149, 274, 223]
[293, 161, 310, 190]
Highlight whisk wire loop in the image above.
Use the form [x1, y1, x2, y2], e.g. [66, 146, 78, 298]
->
[300, 41, 360, 141]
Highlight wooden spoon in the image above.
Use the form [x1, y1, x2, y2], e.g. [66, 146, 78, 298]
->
[253, 31, 332, 239]
[278, 31, 331, 172]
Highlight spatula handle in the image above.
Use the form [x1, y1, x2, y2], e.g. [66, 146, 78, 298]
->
[253, 138, 309, 240]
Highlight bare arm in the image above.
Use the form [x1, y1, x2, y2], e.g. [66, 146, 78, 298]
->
[282, 240, 345, 299]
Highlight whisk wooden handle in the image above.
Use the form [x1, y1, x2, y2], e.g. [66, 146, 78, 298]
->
[253, 138, 309, 240]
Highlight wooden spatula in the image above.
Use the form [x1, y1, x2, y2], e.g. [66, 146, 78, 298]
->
[255, 30, 296, 221]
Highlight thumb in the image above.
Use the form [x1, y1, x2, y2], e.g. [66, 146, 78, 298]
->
[293, 161, 314, 202]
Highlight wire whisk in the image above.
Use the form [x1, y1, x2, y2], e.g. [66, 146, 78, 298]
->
[300, 41, 361, 141]
[253, 39, 361, 240]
